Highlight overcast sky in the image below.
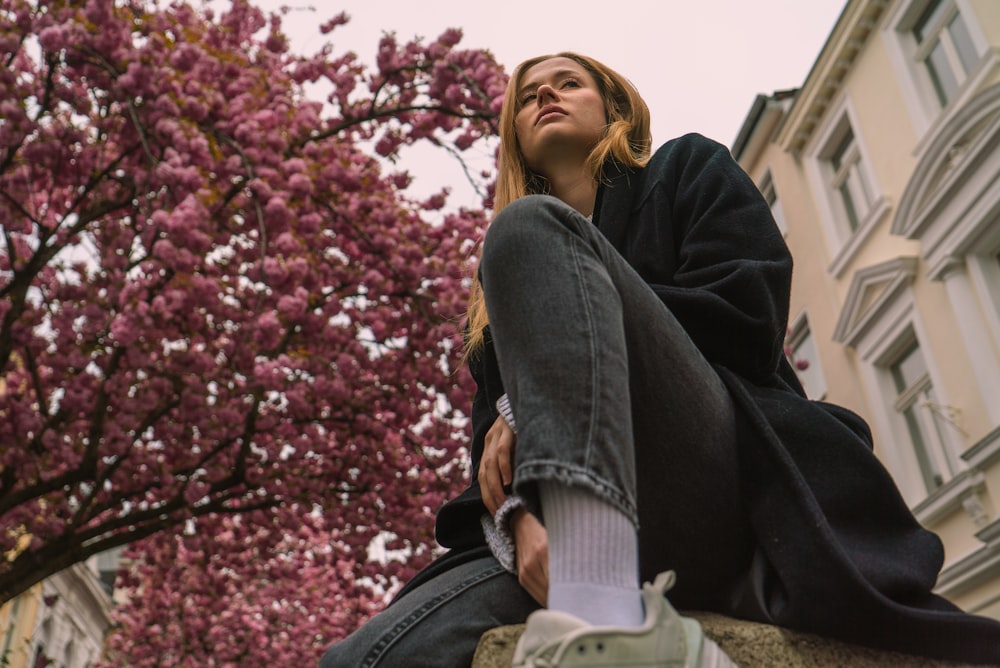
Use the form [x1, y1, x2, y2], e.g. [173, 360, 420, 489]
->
[254, 0, 848, 202]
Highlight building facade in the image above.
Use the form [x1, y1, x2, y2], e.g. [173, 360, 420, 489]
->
[0, 556, 115, 668]
[1, 368, 118, 665]
[734, 0, 1000, 618]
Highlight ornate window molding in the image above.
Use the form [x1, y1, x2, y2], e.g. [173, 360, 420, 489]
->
[832, 256, 919, 348]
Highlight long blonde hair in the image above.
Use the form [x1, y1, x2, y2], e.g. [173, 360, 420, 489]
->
[465, 52, 653, 355]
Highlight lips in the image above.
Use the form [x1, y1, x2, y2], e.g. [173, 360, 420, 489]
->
[535, 104, 567, 125]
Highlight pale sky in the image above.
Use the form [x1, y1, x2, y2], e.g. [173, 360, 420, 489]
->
[254, 0, 848, 202]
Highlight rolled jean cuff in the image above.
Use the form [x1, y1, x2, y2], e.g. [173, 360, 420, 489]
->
[515, 460, 638, 528]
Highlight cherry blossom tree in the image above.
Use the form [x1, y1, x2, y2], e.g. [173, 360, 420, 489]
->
[104, 510, 390, 666]
[0, 0, 507, 660]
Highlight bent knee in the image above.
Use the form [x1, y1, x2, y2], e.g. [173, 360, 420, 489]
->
[488, 194, 575, 238]
[483, 195, 585, 269]
[318, 640, 355, 668]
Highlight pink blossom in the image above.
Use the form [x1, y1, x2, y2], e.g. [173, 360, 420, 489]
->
[37, 25, 67, 51]
[183, 480, 211, 506]
[1, 1, 499, 663]
[265, 196, 292, 227]
[254, 311, 282, 350]
[287, 172, 313, 197]
[276, 290, 307, 320]
[319, 12, 349, 34]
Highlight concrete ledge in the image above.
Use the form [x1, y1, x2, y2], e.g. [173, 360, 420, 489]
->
[471, 613, 975, 667]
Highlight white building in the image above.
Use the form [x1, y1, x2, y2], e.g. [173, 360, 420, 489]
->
[734, 0, 1000, 618]
[1, 553, 117, 668]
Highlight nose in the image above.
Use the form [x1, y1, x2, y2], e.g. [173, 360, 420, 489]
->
[535, 83, 558, 105]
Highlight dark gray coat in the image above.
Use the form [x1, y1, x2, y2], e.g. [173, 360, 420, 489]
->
[432, 134, 1000, 663]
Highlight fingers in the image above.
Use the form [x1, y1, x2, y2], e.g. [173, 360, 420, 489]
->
[512, 509, 548, 607]
[480, 462, 503, 516]
[479, 426, 503, 514]
[498, 433, 513, 489]
[519, 553, 548, 607]
[479, 415, 516, 515]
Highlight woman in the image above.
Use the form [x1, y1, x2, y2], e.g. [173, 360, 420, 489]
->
[321, 53, 1000, 667]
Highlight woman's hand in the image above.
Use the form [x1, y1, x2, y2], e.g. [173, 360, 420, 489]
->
[478, 414, 549, 604]
[479, 414, 516, 515]
[511, 508, 548, 606]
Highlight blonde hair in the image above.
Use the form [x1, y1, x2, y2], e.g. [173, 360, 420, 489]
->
[465, 52, 652, 355]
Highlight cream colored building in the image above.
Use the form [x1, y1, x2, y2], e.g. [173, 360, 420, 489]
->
[0, 556, 115, 667]
[734, 0, 1000, 619]
[0, 584, 42, 668]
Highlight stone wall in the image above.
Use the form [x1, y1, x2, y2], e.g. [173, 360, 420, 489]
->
[471, 614, 976, 667]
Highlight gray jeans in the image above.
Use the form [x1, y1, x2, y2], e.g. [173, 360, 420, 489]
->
[320, 553, 537, 668]
[321, 195, 753, 667]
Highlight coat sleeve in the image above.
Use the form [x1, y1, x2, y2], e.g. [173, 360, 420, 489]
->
[433, 327, 502, 549]
[639, 134, 793, 383]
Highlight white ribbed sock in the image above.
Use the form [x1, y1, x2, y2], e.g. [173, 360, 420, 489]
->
[540, 482, 644, 627]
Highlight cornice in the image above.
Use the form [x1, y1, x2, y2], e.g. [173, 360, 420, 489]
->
[936, 513, 1000, 599]
[912, 468, 985, 527]
[732, 91, 797, 166]
[776, 0, 890, 156]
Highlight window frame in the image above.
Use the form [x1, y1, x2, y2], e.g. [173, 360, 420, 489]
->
[827, 127, 875, 233]
[881, 0, 993, 147]
[890, 82, 1000, 426]
[758, 169, 788, 237]
[887, 337, 964, 493]
[846, 287, 964, 507]
[804, 100, 889, 277]
[911, 0, 978, 106]
[967, 247, 1000, 359]
[786, 312, 827, 400]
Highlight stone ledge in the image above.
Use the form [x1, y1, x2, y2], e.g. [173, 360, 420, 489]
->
[471, 613, 975, 667]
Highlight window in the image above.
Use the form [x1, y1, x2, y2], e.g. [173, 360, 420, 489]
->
[96, 545, 123, 596]
[32, 618, 52, 668]
[911, 0, 979, 107]
[759, 171, 787, 236]
[890, 84, 1000, 424]
[990, 249, 1000, 329]
[63, 638, 77, 667]
[882, 0, 991, 139]
[1, 595, 21, 660]
[786, 316, 826, 400]
[805, 103, 889, 277]
[992, 249, 1000, 323]
[887, 339, 961, 493]
[827, 126, 874, 233]
[832, 257, 987, 508]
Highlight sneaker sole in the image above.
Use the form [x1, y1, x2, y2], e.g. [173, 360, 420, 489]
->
[698, 637, 737, 668]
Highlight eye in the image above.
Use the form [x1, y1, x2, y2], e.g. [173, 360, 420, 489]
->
[561, 78, 581, 89]
[520, 91, 537, 105]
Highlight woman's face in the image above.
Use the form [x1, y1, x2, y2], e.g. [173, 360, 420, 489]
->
[513, 57, 607, 176]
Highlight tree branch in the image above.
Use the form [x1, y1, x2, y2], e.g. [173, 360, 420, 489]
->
[304, 104, 494, 148]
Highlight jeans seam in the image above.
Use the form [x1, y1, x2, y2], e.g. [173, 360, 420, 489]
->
[359, 562, 506, 667]
[516, 459, 636, 523]
[567, 224, 599, 474]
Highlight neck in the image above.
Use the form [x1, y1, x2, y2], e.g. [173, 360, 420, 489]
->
[547, 164, 597, 217]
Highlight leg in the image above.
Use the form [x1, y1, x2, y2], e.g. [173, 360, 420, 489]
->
[623, 253, 753, 608]
[319, 554, 538, 668]
[480, 195, 753, 608]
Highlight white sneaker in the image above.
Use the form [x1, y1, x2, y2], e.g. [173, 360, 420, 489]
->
[512, 571, 736, 667]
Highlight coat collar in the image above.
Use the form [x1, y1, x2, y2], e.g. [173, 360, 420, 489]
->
[592, 158, 640, 251]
